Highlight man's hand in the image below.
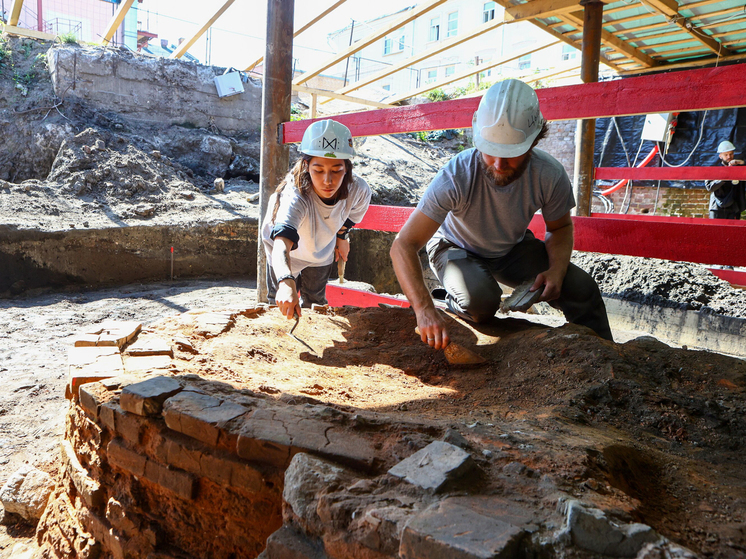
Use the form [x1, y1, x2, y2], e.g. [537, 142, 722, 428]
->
[275, 279, 301, 319]
[728, 159, 744, 166]
[335, 237, 350, 262]
[415, 307, 451, 350]
[531, 268, 564, 302]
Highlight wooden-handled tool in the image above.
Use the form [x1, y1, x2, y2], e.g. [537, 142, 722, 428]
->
[338, 259, 346, 283]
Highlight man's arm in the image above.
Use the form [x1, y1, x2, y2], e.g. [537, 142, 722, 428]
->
[531, 211, 573, 301]
[390, 209, 451, 349]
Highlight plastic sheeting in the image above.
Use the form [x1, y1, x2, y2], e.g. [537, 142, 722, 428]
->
[593, 108, 746, 190]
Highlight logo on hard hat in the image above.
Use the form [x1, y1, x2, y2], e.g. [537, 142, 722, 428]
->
[322, 138, 338, 150]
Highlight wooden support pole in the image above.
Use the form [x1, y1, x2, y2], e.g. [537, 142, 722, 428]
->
[101, 0, 135, 45]
[8, 0, 23, 26]
[257, 0, 295, 303]
[311, 93, 317, 119]
[170, 0, 235, 59]
[573, 0, 603, 217]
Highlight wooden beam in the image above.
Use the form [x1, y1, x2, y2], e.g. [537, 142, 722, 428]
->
[1, 24, 56, 40]
[385, 40, 561, 104]
[561, 12, 659, 66]
[282, 63, 746, 143]
[506, 0, 586, 22]
[294, 0, 448, 85]
[620, 51, 746, 73]
[8, 0, 23, 26]
[170, 0, 235, 59]
[101, 0, 135, 45]
[244, 0, 348, 72]
[293, 84, 393, 109]
[331, 17, 505, 97]
[524, 63, 582, 83]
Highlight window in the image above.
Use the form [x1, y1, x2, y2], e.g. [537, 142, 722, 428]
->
[445, 65, 456, 77]
[518, 54, 531, 70]
[426, 69, 438, 84]
[562, 44, 577, 61]
[429, 17, 439, 41]
[483, 2, 496, 23]
[383, 37, 393, 55]
[398, 34, 405, 51]
[447, 12, 458, 37]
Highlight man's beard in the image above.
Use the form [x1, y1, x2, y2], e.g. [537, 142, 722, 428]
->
[479, 151, 532, 187]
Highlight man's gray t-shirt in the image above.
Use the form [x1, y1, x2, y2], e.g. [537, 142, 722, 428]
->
[418, 148, 575, 259]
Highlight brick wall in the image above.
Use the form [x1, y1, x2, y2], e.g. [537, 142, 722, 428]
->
[542, 120, 712, 218]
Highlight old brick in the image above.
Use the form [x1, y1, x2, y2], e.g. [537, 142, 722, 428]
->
[163, 391, 248, 446]
[125, 336, 173, 357]
[122, 354, 173, 374]
[78, 507, 125, 559]
[389, 441, 474, 493]
[68, 346, 123, 398]
[164, 437, 204, 474]
[143, 460, 195, 500]
[112, 407, 147, 444]
[60, 440, 104, 509]
[400, 498, 528, 559]
[262, 525, 329, 559]
[99, 402, 117, 432]
[120, 376, 182, 416]
[107, 439, 146, 477]
[230, 460, 264, 493]
[79, 383, 103, 419]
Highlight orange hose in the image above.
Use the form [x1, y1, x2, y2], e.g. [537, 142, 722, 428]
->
[599, 144, 660, 196]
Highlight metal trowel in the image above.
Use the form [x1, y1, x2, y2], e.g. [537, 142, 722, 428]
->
[287, 312, 318, 356]
[499, 278, 542, 314]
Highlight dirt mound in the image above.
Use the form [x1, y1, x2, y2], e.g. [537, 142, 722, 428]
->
[574, 252, 746, 318]
[47, 127, 200, 218]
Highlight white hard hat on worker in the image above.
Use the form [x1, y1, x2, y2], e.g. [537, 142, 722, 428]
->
[472, 79, 545, 158]
[717, 140, 736, 154]
[300, 119, 355, 159]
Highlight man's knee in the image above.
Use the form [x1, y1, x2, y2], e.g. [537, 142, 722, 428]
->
[448, 286, 501, 323]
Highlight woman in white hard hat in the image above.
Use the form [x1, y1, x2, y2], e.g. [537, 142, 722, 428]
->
[704, 140, 745, 220]
[262, 119, 372, 319]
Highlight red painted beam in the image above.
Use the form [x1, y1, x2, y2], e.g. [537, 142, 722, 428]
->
[326, 284, 410, 308]
[282, 64, 746, 143]
[589, 213, 746, 226]
[708, 268, 746, 288]
[356, 205, 414, 232]
[595, 166, 746, 181]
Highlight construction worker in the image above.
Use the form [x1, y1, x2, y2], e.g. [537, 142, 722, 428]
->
[705, 140, 746, 220]
[390, 79, 613, 348]
[262, 119, 371, 319]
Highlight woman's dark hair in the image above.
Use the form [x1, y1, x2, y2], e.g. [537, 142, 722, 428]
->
[271, 154, 354, 223]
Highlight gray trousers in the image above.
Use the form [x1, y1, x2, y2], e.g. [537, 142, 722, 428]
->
[266, 262, 335, 308]
[427, 231, 613, 341]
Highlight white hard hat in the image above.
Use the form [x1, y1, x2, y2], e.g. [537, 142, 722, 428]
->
[299, 119, 355, 159]
[472, 79, 545, 158]
[717, 140, 736, 154]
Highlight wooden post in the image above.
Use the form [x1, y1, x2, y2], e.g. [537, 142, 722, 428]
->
[572, 0, 603, 216]
[257, 0, 295, 303]
[311, 93, 317, 119]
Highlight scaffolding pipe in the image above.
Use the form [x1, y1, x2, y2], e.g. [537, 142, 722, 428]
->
[257, 0, 295, 303]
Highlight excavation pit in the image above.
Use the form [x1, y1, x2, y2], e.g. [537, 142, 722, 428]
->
[36, 305, 746, 559]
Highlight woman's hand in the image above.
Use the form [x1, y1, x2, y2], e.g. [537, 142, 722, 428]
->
[276, 278, 301, 319]
[335, 237, 350, 262]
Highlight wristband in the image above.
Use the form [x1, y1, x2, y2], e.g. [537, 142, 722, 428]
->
[276, 274, 296, 284]
[336, 230, 350, 240]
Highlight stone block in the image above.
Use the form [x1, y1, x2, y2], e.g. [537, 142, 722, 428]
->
[60, 440, 105, 509]
[0, 465, 54, 521]
[68, 346, 123, 398]
[388, 441, 475, 493]
[143, 460, 195, 500]
[125, 337, 173, 357]
[79, 382, 107, 419]
[400, 499, 527, 559]
[164, 437, 204, 474]
[112, 407, 147, 444]
[107, 439, 147, 477]
[194, 311, 235, 337]
[262, 526, 330, 559]
[79, 507, 125, 559]
[237, 408, 376, 471]
[119, 376, 182, 416]
[99, 402, 117, 432]
[163, 391, 248, 447]
[561, 500, 660, 557]
[77, 320, 141, 349]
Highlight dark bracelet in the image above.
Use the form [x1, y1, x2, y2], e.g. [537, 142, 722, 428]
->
[336, 230, 350, 240]
[276, 274, 296, 284]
